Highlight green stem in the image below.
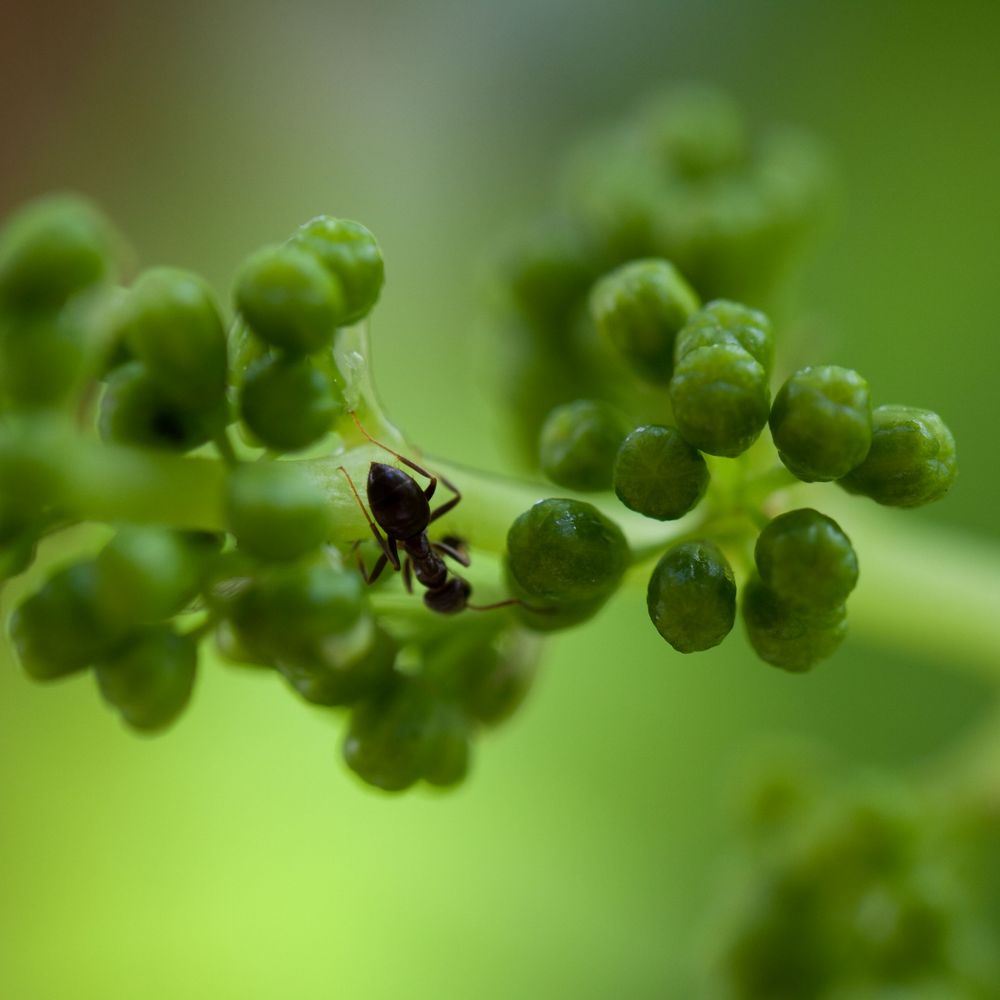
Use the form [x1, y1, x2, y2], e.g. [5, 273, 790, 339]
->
[822, 495, 1000, 680]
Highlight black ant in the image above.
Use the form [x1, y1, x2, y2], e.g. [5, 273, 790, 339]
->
[337, 416, 518, 615]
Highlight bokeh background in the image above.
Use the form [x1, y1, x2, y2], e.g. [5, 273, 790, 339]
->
[2, 1, 999, 997]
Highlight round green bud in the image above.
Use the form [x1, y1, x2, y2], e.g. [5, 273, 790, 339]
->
[506, 498, 629, 605]
[226, 316, 272, 391]
[114, 267, 227, 411]
[742, 574, 847, 673]
[589, 258, 700, 384]
[642, 87, 748, 180]
[456, 642, 537, 727]
[343, 676, 436, 793]
[0, 417, 69, 527]
[646, 540, 736, 653]
[614, 424, 709, 521]
[769, 365, 872, 482]
[0, 310, 87, 409]
[675, 299, 773, 372]
[95, 627, 197, 732]
[0, 194, 116, 312]
[422, 702, 471, 789]
[755, 508, 858, 611]
[669, 343, 770, 457]
[94, 528, 205, 628]
[290, 216, 384, 326]
[279, 623, 397, 707]
[498, 224, 593, 334]
[9, 562, 128, 681]
[239, 354, 344, 452]
[225, 462, 331, 561]
[0, 529, 37, 581]
[839, 405, 957, 508]
[99, 360, 224, 451]
[230, 557, 366, 662]
[538, 399, 629, 491]
[234, 243, 344, 355]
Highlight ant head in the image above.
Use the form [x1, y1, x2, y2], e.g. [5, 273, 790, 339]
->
[423, 577, 471, 615]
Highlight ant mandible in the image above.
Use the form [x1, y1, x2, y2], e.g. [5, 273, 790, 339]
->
[337, 415, 517, 615]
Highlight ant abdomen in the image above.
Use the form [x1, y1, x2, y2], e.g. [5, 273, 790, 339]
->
[424, 577, 472, 615]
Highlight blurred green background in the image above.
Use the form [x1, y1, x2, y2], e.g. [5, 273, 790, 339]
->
[2, 2, 999, 996]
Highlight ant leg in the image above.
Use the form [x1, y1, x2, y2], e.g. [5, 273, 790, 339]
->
[432, 539, 471, 568]
[348, 412, 462, 515]
[337, 465, 401, 570]
[357, 550, 390, 585]
[427, 473, 462, 524]
[466, 597, 524, 612]
[402, 557, 413, 594]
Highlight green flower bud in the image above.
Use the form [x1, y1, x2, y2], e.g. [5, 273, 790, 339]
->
[9, 562, 128, 681]
[290, 217, 384, 326]
[0, 194, 116, 312]
[94, 527, 205, 627]
[234, 243, 344, 355]
[0, 528, 38, 581]
[456, 641, 537, 727]
[770, 365, 872, 482]
[422, 702, 472, 789]
[498, 224, 594, 334]
[0, 310, 87, 409]
[839, 405, 957, 508]
[343, 675, 437, 793]
[641, 87, 748, 180]
[669, 343, 770, 457]
[114, 267, 227, 411]
[590, 258, 700, 384]
[507, 498, 629, 606]
[647, 540, 736, 652]
[239, 354, 344, 452]
[279, 623, 397, 707]
[742, 574, 847, 673]
[538, 399, 629, 492]
[99, 360, 224, 452]
[755, 509, 858, 611]
[229, 556, 366, 662]
[614, 424, 709, 521]
[225, 462, 331, 561]
[675, 299, 773, 372]
[95, 627, 197, 732]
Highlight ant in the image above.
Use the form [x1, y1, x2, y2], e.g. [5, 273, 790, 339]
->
[337, 415, 518, 615]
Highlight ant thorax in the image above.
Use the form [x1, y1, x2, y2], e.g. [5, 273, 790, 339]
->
[404, 533, 447, 589]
